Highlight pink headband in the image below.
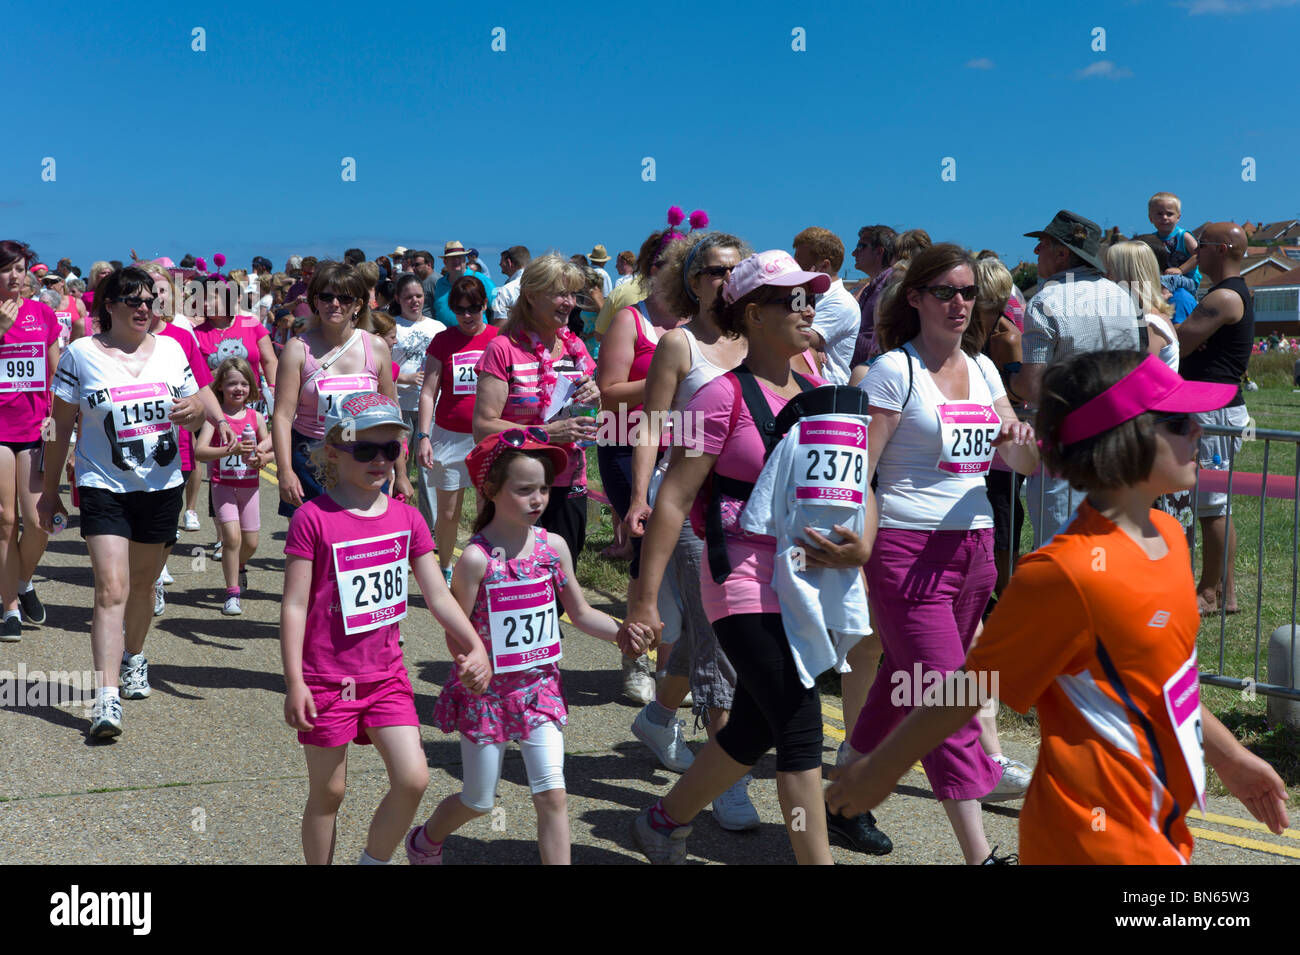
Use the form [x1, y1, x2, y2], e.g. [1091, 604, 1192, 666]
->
[1057, 354, 1238, 447]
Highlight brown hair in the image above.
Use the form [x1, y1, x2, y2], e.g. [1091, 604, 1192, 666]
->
[653, 230, 750, 320]
[874, 243, 982, 355]
[471, 449, 557, 534]
[894, 229, 932, 263]
[307, 261, 376, 333]
[792, 226, 844, 272]
[212, 356, 262, 405]
[1037, 350, 1157, 491]
[449, 274, 488, 311]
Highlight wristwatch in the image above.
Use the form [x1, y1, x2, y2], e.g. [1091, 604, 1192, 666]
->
[415, 432, 430, 441]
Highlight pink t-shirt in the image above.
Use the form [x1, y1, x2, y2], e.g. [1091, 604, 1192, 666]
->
[193, 316, 270, 384]
[284, 495, 435, 682]
[427, 325, 499, 434]
[476, 332, 594, 487]
[0, 299, 61, 442]
[686, 369, 825, 623]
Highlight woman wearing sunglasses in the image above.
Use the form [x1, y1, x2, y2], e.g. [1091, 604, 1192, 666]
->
[473, 254, 599, 560]
[273, 261, 397, 516]
[38, 266, 235, 738]
[842, 243, 1038, 864]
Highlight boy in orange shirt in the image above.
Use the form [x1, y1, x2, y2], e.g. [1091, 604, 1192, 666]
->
[827, 350, 1289, 863]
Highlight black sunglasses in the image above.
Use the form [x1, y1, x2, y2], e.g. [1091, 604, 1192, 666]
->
[332, 440, 403, 463]
[697, 266, 734, 278]
[113, 295, 156, 309]
[316, 292, 357, 306]
[1153, 413, 1194, 436]
[450, 303, 480, 316]
[921, 285, 979, 302]
[501, 427, 550, 447]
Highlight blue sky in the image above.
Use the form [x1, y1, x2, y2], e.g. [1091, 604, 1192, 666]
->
[5, 0, 1299, 278]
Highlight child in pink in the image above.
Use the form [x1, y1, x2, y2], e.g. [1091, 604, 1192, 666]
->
[281, 391, 490, 865]
[407, 430, 652, 865]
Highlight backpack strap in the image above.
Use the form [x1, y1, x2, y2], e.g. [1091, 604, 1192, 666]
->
[892, 346, 915, 412]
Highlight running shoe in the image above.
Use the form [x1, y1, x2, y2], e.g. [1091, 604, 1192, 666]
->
[631, 808, 691, 865]
[621, 654, 654, 705]
[159, 565, 174, 585]
[213, 540, 223, 561]
[826, 807, 893, 855]
[712, 775, 760, 831]
[88, 696, 123, 739]
[631, 708, 695, 773]
[119, 656, 151, 700]
[0, 615, 20, 642]
[404, 826, 443, 866]
[154, 578, 165, 616]
[239, 568, 249, 593]
[18, 587, 45, 625]
[223, 596, 242, 616]
[982, 845, 1019, 865]
[182, 510, 200, 531]
[980, 756, 1032, 803]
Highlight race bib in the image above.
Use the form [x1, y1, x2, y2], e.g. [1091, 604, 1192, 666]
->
[214, 449, 255, 483]
[332, 531, 410, 635]
[487, 576, 561, 674]
[451, 349, 483, 395]
[793, 419, 868, 506]
[110, 382, 172, 442]
[1162, 652, 1206, 811]
[936, 403, 1000, 475]
[317, 374, 378, 427]
[0, 342, 46, 393]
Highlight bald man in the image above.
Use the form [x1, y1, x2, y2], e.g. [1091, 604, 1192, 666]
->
[1177, 222, 1254, 615]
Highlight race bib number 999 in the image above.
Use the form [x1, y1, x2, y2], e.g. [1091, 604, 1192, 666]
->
[487, 576, 562, 674]
[936, 403, 1000, 475]
[794, 420, 868, 505]
[332, 531, 410, 635]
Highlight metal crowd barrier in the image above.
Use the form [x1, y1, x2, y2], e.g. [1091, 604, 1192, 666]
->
[1009, 423, 1300, 702]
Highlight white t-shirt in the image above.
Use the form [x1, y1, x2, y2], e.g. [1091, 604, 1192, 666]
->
[391, 314, 441, 411]
[862, 343, 1005, 531]
[53, 335, 198, 494]
[812, 279, 861, 386]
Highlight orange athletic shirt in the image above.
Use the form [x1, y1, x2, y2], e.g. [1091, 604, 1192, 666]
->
[964, 500, 1202, 864]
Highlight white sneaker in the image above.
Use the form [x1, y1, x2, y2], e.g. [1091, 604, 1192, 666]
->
[712, 775, 760, 831]
[119, 657, 151, 700]
[631, 808, 692, 865]
[213, 540, 223, 561]
[631, 707, 695, 773]
[89, 695, 123, 738]
[153, 578, 165, 616]
[981, 755, 1032, 803]
[223, 596, 242, 616]
[182, 510, 200, 531]
[158, 565, 174, 585]
[621, 654, 654, 705]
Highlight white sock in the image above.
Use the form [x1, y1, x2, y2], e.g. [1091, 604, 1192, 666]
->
[3, 610, 19, 622]
[357, 850, 387, 865]
[97, 686, 120, 702]
[18, 579, 31, 593]
[988, 752, 1004, 763]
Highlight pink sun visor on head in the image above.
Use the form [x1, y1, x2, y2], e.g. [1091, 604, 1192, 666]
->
[1057, 354, 1239, 447]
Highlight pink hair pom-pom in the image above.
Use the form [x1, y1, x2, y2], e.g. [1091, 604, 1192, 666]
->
[213, 253, 226, 268]
[666, 206, 685, 227]
[195, 257, 208, 272]
[689, 209, 709, 230]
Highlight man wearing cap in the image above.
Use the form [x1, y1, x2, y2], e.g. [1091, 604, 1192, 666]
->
[1176, 222, 1254, 615]
[493, 246, 531, 323]
[588, 245, 614, 296]
[391, 246, 408, 274]
[429, 242, 497, 328]
[792, 227, 859, 385]
[1011, 210, 1143, 544]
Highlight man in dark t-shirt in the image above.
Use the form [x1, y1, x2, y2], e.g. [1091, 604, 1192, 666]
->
[1177, 222, 1254, 615]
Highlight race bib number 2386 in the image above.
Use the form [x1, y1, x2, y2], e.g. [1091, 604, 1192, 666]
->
[331, 531, 410, 635]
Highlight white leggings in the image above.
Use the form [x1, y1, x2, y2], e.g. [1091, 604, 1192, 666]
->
[459, 721, 566, 812]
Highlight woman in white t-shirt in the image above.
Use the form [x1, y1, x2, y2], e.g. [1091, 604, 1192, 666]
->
[38, 266, 236, 740]
[844, 244, 1038, 865]
[387, 274, 441, 528]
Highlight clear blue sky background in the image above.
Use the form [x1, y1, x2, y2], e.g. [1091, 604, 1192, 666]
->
[5, 0, 1298, 278]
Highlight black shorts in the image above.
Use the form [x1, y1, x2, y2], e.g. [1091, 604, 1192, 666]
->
[539, 485, 588, 561]
[984, 469, 1025, 554]
[0, 439, 42, 454]
[79, 484, 185, 544]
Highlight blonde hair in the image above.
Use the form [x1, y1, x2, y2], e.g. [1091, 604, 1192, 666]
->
[135, 261, 177, 320]
[974, 257, 1013, 317]
[1105, 241, 1174, 319]
[1148, 191, 1181, 213]
[370, 310, 396, 338]
[504, 253, 584, 339]
[355, 261, 380, 290]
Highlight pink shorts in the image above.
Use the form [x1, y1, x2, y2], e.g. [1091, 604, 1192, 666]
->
[212, 482, 260, 531]
[298, 669, 417, 748]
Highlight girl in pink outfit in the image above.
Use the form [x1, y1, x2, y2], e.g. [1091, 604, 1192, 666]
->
[194, 358, 272, 615]
[281, 392, 491, 865]
[407, 430, 653, 865]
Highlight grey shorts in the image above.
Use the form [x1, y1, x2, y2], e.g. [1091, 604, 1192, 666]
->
[1194, 404, 1250, 518]
[661, 523, 735, 719]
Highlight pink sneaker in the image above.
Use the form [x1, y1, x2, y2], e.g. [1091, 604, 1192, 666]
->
[405, 826, 443, 866]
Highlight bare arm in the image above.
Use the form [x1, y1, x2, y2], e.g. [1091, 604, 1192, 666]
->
[280, 556, 316, 730]
[596, 308, 647, 411]
[626, 329, 688, 533]
[1177, 288, 1243, 355]
[416, 353, 442, 469]
[258, 335, 278, 394]
[551, 535, 620, 643]
[991, 394, 1038, 475]
[1201, 709, 1290, 834]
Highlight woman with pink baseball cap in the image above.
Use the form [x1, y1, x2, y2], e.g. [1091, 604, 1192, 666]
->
[625, 250, 870, 865]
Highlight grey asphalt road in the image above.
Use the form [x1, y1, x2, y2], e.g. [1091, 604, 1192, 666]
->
[0, 479, 1294, 865]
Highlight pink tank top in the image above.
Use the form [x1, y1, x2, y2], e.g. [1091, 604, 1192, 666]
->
[210, 407, 260, 487]
[292, 331, 380, 439]
[627, 303, 661, 414]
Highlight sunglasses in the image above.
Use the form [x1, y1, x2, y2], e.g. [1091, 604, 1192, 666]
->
[921, 285, 979, 302]
[1153, 412, 1195, 436]
[763, 289, 813, 310]
[113, 295, 156, 309]
[500, 427, 550, 447]
[697, 266, 734, 278]
[316, 292, 357, 306]
[450, 303, 480, 316]
[331, 440, 403, 463]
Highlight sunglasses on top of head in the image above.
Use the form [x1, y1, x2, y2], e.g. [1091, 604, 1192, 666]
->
[331, 440, 403, 463]
[500, 427, 550, 447]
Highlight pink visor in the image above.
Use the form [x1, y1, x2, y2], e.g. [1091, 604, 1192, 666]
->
[1057, 354, 1238, 447]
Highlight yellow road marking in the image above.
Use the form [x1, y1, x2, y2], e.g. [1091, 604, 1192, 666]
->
[1188, 827, 1300, 860]
[1188, 808, 1300, 841]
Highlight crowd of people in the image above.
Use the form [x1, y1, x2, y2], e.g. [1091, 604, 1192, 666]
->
[0, 191, 1292, 865]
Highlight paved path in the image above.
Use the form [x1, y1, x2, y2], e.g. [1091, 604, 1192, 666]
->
[0, 475, 1296, 865]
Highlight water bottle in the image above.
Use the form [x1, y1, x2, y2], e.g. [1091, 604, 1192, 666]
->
[568, 401, 598, 449]
[241, 424, 256, 466]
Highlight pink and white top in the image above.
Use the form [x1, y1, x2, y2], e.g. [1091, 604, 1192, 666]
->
[476, 332, 594, 487]
[156, 320, 211, 473]
[209, 407, 261, 488]
[284, 495, 435, 683]
[685, 369, 826, 623]
[0, 299, 61, 442]
[291, 331, 380, 440]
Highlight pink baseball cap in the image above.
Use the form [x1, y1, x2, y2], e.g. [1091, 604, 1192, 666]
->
[1057, 354, 1238, 447]
[721, 250, 831, 305]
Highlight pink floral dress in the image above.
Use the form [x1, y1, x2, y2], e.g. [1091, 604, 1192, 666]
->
[431, 528, 568, 744]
